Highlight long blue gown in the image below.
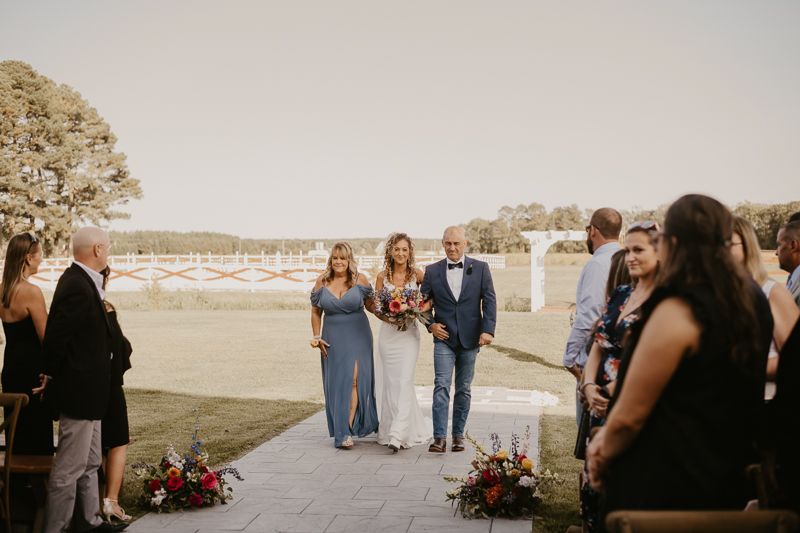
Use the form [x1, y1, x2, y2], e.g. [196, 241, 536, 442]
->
[310, 283, 379, 447]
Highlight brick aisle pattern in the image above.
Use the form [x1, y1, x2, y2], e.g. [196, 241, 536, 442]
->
[128, 386, 543, 533]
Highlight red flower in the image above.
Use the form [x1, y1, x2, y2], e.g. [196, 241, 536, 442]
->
[189, 493, 203, 508]
[202, 472, 218, 490]
[482, 468, 500, 485]
[518, 454, 527, 462]
[485, 484, 505, 508]
[166, 476, 183, 491]
[149, 479, 161, 493]
[200, 465, 209, 473]
[389, 301, 402, 312]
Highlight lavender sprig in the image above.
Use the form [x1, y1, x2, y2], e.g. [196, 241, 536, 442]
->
[490, 433, 501, 455]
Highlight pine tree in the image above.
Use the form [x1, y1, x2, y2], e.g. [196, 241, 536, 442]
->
[0, 61, 141, 255]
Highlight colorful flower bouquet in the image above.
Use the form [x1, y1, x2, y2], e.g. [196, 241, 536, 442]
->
[131, 408, 243, 512]
[445, 428, 560, 519]
[372, 286, 432, 331]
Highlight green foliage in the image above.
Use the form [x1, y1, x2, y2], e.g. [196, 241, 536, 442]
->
[107, 230, 441, 255]
[0, 61, 141, 255]
[733, 201, 800, 250]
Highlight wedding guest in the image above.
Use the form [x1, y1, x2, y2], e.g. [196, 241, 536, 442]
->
[564, 208, 622, 426]
[776, 220, 800, 307]
[578, 222, 659, 533]
[731, 217, 799, 389]
[0, 232, 53, 455]
[99, 267, 134, 523]
[42, 227, 127, 533]
[310, 242, 379, 448]
[587, 195, 773, 528]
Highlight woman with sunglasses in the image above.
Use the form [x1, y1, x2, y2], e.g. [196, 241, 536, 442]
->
[587, 195, 773, 528]
[578, 221, 659, 532]
[730, 216, 799, 397]
[0, 232, 53, 455]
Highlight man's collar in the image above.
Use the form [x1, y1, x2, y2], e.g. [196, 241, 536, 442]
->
[594, 242, 621, 255]
[446, 255, 466, 265]
[73, 260, 105, 299]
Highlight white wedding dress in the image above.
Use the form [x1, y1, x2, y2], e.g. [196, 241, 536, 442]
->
[375, 279, 433, 449]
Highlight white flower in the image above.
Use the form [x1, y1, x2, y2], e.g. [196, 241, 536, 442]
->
[517, 476, 537, 488]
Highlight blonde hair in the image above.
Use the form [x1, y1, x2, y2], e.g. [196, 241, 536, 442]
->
[322, 242, 359, 288]
[732, 216, 769, 286]
[383, 233, 416, 286]
[2, 233, 41, 308]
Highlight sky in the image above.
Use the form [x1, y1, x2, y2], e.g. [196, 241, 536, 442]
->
[2, 1, 799, 239]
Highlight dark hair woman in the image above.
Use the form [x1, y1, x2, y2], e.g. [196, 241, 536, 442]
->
[586, 195, 773, 527]
[0, 232, 53, 455]
[578, 222, 659, 532]
[98, 267, 134, 523]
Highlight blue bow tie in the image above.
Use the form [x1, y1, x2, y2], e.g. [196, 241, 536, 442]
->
[448, 262, 463, 270]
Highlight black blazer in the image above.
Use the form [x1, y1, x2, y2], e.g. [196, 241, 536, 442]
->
[42, 264, 112, 420]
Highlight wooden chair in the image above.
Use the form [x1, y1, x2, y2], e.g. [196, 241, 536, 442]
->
[0, 393, 55, 533]
[0, 393, 28, 533]
[606, 510, 800, 533]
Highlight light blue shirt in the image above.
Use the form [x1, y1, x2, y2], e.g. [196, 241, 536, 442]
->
[788, 265, 800, 291]
[562, 241, 621, 369]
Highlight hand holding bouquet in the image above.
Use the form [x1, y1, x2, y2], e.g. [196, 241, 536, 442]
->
[372, 286, 432, 331]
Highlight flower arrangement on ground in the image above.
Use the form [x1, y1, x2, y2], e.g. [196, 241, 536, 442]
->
[445, 427, 560, 519]
[131, 408, 243, 512]
[372, 286, 432, 331]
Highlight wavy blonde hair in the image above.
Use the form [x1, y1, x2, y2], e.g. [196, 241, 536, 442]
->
[732, 216, 769, 286]
[322, 242, 359, 287]
[382, 233, 416, 286]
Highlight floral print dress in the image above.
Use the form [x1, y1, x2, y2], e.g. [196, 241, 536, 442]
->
[580, 284, 641, 532]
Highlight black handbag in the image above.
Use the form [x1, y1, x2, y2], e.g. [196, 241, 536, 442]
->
[574, 409, 591, 460]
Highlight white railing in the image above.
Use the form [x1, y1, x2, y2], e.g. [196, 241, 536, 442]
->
[0, 253, 505, 293]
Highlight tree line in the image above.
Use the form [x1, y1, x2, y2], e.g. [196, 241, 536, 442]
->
[462, 201, 800, 254]
[107, 231, 442, 256]
[1, 61, 141, 256]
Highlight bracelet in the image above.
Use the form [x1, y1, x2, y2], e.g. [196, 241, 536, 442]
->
[579, 381, 597, 395]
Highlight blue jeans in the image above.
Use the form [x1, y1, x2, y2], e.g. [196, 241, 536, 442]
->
[433, 342, 479, 438]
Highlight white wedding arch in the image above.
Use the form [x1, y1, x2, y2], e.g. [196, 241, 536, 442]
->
[521, 230, 587, 312]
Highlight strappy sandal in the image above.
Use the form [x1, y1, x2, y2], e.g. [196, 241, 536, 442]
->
[339, 436, 354, 448]
[102, 498, 132, 522]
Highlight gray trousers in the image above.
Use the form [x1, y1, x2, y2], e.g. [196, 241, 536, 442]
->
[43, 415, 103, 533]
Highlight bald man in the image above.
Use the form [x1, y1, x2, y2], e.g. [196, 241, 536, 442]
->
[42, 228, 127, 532]
[420, 226, 497, 453]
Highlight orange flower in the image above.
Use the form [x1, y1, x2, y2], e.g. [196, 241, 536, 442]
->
[485, 484, 505, 508]
[168, 467, 181, 478]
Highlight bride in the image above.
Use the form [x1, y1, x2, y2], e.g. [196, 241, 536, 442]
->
[374, 233, 433, 451]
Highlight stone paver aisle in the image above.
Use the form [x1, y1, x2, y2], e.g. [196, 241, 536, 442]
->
[129, 387, 553, 533]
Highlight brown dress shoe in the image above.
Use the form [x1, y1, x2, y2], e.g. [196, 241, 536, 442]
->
[428, 437, 447, 453]
[451, 436, 465, 452]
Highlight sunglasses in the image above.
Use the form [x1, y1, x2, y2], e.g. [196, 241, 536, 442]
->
[28, 233, 38, 244]
[627, 221, 661, 232]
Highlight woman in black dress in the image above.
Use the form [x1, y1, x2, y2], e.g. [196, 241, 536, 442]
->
[586, 195, 773, 529]
[100, 267, 133, 523]
[0, 233, 53, 455]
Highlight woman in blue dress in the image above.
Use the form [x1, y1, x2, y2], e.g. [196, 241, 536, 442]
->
[310, 242, 379, 448]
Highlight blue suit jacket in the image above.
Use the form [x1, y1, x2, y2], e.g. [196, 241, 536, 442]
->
[419, 256, 497, 350]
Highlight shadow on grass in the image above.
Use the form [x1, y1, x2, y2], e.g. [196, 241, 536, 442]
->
[535, 411, 583, 533]
[122, 388, 322, 519]
[492, 344, 565, 371]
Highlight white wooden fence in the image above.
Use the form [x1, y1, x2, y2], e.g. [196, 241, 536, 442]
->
[1, 253, 505, 293]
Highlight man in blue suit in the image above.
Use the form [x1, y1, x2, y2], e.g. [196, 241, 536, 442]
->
[420, 226, 497, 453]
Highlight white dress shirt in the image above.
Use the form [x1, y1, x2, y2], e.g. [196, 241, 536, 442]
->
[73, 260, 105, 301]
[446, 255, 465, 302]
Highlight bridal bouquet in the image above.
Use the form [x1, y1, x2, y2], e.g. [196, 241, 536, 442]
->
[131, 408, 243, 513]
[445, 428, 560, 519]
[372, 286, 432, 331]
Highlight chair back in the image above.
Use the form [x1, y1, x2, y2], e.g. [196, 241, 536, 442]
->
[0, 392, 30, 531]
[606, 510, 800, 533]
